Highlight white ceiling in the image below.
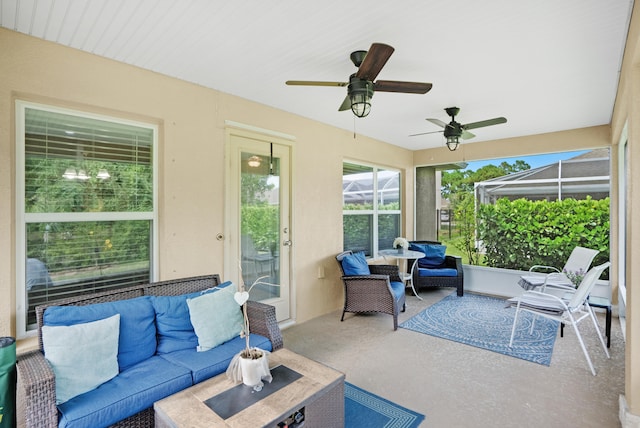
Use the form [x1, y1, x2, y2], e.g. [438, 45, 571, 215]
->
[1, 0, 633, 151]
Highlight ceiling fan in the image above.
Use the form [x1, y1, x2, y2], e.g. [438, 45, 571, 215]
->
[286, 43, 432, 118]
[411, 107, 507, 151]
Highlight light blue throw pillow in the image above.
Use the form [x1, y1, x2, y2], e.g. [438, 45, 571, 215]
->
[42, 314, 120, 404]
[43, 296, 156, 371]
[341, 251, 371, 275]
[186, 284, 244, 352]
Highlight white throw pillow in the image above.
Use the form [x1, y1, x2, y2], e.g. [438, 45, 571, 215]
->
[42, 314, 120, 404]
[187, 288, 244, 352]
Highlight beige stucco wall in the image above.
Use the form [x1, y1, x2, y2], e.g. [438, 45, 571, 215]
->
[0, 28, 415, 348]
[611, 0, 640, 419]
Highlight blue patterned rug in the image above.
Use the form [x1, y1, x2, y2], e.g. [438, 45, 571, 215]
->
[345, 382, 425, 428]
[400, 293, 559, 365]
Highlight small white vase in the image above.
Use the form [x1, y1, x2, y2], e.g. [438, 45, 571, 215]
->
[240, 351, 271, 388]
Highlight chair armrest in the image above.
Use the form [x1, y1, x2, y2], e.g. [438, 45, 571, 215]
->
[529, 265, 561, 273]
[246, 300, 283, 351]
[17, 350, 58, 428]
[369, 264, 401, 282]
[443, 255, 463, 272]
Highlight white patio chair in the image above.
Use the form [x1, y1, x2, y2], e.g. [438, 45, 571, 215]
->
[508, 262, 611, 375]
[519, 246, 599, 291]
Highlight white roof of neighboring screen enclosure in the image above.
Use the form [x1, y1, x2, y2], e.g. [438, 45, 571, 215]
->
[475, 149, 610, 204]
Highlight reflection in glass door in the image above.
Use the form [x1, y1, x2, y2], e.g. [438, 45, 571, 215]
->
[225, 128, 291, 322]
[240, 151, 280, 300]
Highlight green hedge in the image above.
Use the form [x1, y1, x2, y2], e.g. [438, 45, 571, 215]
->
[477, 197, 610, 274]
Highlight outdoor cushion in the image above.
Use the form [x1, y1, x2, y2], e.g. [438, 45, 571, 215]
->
[341, 251, 371, 275]
[410, 243, 447, 268]
[389, 281, 406, 301]
[43, 296, 156, 371]
[417, 267, 458, 277]
[42, 314, 120, 404]
[187, 285, 244, 352]
[152, 281, 234, 354]
[56, 356, 192, 428]
[160, 334, 272, 384]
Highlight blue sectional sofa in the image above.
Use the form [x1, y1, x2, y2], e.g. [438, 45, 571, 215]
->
[17, 274, 283, 428]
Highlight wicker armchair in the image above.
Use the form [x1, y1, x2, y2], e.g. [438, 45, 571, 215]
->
[408, 240, 464, 296]
[336, 251, 406, 330]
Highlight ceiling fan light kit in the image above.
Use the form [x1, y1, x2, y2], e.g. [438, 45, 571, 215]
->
[446, 136, 460, 151]
[286, 43, 431, 118]
[348, 77, 374, 117]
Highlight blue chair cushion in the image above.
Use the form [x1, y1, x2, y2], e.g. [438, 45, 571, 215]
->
[389, 281, 406, 301]
[152, 281, 234, 354]
[160, 334, 272, 384]
[341, 251, 371, 275]
[43, 296, 156, 372]
[410, 243, 447, 268]
[417, 267, 458, 277]
[56, 356, 192, 428]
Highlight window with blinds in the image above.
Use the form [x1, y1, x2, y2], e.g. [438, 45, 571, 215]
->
[17, 102, 157, 334]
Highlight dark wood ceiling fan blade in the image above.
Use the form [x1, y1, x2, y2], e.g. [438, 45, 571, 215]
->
[338, 95, 351, 111]
[463, 117, 507, 130]
[374, 80, 432, 94]
[285, 80, 348, 87]
[461, 130, 476, 140]
[409, 130, 443, 137]
[426, 118, 448, 128]
[355, 43, 394, 81]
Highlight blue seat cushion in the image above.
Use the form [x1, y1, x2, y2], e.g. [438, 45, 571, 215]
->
[152, 281, 234, 354]
[389, 281, 406, 301]
[417, 267, 458, 277]
[410, 243, 447, 268]
[43, 296, 156, 371]
[341, 252, 371, 275]
[57, 356, 192, 428]
[160, 334, 272, 384]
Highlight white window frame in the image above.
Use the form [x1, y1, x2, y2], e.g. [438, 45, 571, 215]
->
[342, 161, 402, 257]
[15, 100, 159, 338]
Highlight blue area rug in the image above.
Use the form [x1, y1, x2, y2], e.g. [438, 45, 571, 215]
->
[400, 293, 559, 365]
[345, 382, 425, 428]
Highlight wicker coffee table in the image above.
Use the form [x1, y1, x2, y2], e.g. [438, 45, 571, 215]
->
[154, 348, 345, 427]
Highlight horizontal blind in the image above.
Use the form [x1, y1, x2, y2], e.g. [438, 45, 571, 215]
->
[24, 107, 153, 213]
[22, 105, 155, 330]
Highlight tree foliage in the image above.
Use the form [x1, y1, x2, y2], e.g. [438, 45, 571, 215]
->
[477, 197, 610, 273]
[442, 160, 531, 265]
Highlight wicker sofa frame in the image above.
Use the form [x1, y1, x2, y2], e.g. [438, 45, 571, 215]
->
[17, 274, 284, 428]
[408, 240, 464, 297]
[335, 251, 406, 330]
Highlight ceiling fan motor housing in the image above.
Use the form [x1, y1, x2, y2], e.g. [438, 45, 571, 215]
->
[348, 74, 374, 97]
[443, 120, 463, 138]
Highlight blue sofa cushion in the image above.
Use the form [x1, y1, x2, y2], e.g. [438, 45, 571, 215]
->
[389, 281, 406, 301]
[341, 251, 370, 275]
[43, 296, 156, 371]
[410, 243, 447, 268]
[417, 267, 458, 277]
[152, 281, 234, 354]
[160, 334, 272, 384]
[57, 356, 192, 428]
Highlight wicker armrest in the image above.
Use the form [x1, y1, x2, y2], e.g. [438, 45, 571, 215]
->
[444, 255, 463, 272]
[369, 264, 402, 282]
[17, 350, 58, 428]
[245, 300, 283, 351]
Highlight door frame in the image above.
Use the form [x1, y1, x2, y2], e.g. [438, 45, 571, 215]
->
[224, 121, 295, 324]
